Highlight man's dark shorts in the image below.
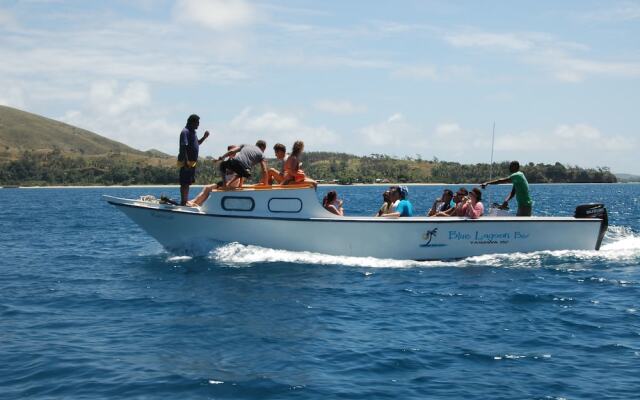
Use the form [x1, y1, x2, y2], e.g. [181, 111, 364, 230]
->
[517, 205, 532, 217]
[179, 166, 196, 186]
[220, 159, 251, 178]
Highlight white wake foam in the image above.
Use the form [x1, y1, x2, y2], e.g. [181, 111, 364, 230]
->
[598, 225, 640, 261]
[210, 242, 460, 268]
[205, 225, 640, 269]
[467, 226, 640, 266]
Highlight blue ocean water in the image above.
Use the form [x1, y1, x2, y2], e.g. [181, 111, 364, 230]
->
[1, 184, 639, 400]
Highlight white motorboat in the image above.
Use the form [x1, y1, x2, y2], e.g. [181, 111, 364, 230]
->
[104, 184, 608, 260]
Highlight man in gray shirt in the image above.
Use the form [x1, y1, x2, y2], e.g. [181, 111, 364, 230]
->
[217, 140, 269, 187]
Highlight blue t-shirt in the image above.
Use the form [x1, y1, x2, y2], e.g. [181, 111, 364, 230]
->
[178, 127, 199, 163]
[396, 199, 414, 217]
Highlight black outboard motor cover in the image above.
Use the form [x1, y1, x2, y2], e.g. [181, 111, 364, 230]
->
[574, 203, 608, 250]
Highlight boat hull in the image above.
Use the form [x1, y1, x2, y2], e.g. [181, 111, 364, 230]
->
[108, 199, 604, 260]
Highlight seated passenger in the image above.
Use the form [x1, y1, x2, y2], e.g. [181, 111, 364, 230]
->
[323, 190, 344, 216]
[384, 186, 414, 217]
[388, 185, 400, 212]
[376, 190, 392, 216]
[267, 143, 287, 184]
[461, 187, 484, 219]
[283, 140, 317, 188]
[217, 140, 269, 187]
[188, 145, 244, 205]
[435, 187, 468, 217]
[428, 189, 455, 216]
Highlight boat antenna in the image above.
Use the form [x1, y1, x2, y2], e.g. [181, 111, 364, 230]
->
[488, 121, 496, 208]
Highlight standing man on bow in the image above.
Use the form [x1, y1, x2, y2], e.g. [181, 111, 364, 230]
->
[177, 114, 209, 206]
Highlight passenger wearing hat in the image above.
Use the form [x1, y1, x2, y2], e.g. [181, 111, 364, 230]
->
[384, 185, 414, 217]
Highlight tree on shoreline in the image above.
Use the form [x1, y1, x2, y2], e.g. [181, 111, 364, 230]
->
[0, 150, 617, 186]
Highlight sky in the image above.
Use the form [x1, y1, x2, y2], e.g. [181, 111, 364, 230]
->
[1, 0, 639, 173]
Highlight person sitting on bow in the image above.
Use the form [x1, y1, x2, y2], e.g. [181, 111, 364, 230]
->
[282, 140, 317, 188]
[217, 140, 269, 187]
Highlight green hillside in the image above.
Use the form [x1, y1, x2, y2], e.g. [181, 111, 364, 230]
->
[0, 105, 169, 160]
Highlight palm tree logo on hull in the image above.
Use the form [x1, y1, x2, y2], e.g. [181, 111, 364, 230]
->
[420, 227, 447, 247]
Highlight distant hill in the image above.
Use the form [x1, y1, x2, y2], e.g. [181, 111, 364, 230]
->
[616, 173, 640, 183]
[0, 105, 167, 161]
[144, 149, 172, 158]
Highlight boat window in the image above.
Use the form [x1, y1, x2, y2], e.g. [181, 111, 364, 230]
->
[221, 196, 255, 212]
[268, 198, 303, 213]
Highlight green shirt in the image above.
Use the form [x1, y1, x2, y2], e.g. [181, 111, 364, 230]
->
[510, 171, 532, 207]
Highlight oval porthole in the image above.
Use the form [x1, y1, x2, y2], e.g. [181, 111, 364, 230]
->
[268, 198, 303, 213]
[222, 196, 255, 211]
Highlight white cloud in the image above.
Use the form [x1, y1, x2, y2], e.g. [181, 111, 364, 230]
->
[442, 28, 640, 82]
[445, 32, 533, 51]
[88, 81, 151, 116]
[443, 30, 589, 54]
[368, 20, 437, 34]
[269, 54, 392, 70]
[357, 117, 495, 161]
[60, 80, 177, 154]
[173, 0, 257, 31]
[360, 117, 473, 152]
[391, 64, 472, 81]
[496, 123, 633, 154]
[225, 107, 339, 153]
[435, 123, 462, 138]
[391, 65, 438, 80]
[580, 1, 640, 22]
[0, 37, 249, 85]
[0, 8, 17, 29]
[0, 11, 253, 93]
[360, 113, 421, 147]
[314, 100, 367, 115]
[355, 117, 636, 171]
[0, 84, 26, 109]
[484, 92, 513, 102]
[530, 51, 640, 82]
[555, 124, 600, 140]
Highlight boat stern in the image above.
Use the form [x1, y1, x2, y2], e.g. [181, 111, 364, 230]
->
[574, 203, 608, 250]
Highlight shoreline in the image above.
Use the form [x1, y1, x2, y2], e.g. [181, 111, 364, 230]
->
[2, 182, 637, 189]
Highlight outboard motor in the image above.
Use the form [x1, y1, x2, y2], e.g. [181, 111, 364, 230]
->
[574, 204, 608, 250]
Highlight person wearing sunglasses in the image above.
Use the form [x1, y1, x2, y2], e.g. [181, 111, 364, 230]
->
[428, 188, 455, 216]
[462, 187, 484, 219]
[434, 187, 468, 217]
